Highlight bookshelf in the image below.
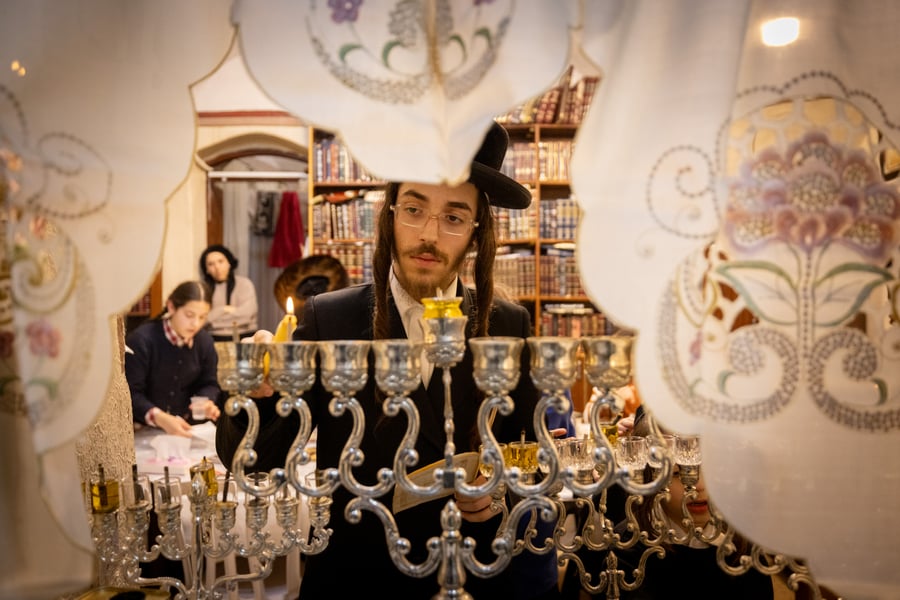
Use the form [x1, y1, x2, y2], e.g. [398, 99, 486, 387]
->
[125, 271, 162, 334]
[463, 122, 607, 339]
[307, 127, 382, 286]
[306, 69, 607, 342]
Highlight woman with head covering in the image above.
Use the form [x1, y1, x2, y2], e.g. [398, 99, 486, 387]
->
[199, 244, 259, 341]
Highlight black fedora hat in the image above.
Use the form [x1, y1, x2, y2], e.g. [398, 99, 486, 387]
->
[468, 122, 532, 210]
[274, 254, 350, 310]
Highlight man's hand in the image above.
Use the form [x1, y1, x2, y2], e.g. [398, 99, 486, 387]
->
[242, 330, 276, 399]
[617, 414, 635, 437]
[455, 474, 502, 523]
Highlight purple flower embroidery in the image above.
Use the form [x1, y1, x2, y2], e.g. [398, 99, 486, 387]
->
[26, 319, 60, 358]
[724, 131, 900, 261]
[688, 331, 702, 366]
[329, 0, 363, 23]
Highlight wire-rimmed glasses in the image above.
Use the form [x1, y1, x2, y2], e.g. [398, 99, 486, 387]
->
[390, 202, 479, 236]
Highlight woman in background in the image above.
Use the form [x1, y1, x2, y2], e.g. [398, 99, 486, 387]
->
[200, 243, 259, 341]
[125, 280, 221, 436]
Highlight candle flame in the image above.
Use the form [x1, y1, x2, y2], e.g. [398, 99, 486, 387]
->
[286, 296, 294, 315]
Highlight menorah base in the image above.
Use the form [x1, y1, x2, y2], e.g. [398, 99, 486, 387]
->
[73, 587, 170, 599]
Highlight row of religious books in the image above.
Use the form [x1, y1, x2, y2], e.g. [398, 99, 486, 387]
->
[310, 189, 385, 240]
[540, 303, 609, 337]
[309, 241, 374, 285]
[539, 196, 580, 240]
[496, 65, 600, 126]
[460, 244, 586, 298]
[312, 136, 378, 183]
[129, 292, 153, 316]
[500, 139, 575, 182]
[311, 191, 576, 243]
[491, 196, 581, 241]
[540, 246, 586, 297]
[493, 203, 538, 241]
[460, 247, 537, 298]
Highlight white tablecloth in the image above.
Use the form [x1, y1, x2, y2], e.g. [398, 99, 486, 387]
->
[134, 423, 314, 600]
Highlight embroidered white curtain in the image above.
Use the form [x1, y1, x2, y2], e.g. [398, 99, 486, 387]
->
[2, 0, 900, 597]
[572, 2, 900, 596]
[0, 1, 234, 593]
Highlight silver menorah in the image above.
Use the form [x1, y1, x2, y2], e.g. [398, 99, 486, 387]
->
[85, 311, 826, 599]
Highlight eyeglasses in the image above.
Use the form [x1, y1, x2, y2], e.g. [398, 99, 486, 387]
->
[389, 203, 479, 237]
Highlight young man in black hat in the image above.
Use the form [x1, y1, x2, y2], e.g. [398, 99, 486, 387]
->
[217, 122, 554, 599]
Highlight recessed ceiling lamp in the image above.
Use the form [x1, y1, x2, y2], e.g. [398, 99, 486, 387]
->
[761, 17, 800, 47]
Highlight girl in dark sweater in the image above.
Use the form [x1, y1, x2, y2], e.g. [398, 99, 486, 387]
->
[125, 280, 221, 436]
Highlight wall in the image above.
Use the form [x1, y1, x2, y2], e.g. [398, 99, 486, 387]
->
[158, 38, 309, 299]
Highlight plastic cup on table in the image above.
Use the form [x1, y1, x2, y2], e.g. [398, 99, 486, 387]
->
[190, 396, 208, 421]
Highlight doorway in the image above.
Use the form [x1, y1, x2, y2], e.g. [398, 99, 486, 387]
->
[205, 149, 308, 334]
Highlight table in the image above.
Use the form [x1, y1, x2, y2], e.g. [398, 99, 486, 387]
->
[134, 422, 224, 483]
[134, 423, 315, 600]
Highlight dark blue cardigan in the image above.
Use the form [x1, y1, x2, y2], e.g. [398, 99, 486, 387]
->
[125, 319, 221, 424]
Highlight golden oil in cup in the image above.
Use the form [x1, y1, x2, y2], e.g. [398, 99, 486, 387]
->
[421, 296, 463, 319]
[90, 464, 120, 514]
[507, 441, 539, 482]
[189, 456, 218, 498]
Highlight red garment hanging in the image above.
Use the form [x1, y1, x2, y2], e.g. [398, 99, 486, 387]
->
[268, 190, 305, 267]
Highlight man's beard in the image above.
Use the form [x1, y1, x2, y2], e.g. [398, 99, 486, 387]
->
[402, 243, 467, 300]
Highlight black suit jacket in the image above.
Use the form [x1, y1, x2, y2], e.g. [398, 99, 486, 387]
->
[216, 281, 541, 598]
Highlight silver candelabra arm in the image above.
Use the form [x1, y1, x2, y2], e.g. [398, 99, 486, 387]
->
[461, 495, 555, 579]
[615, 441, 674, 498]
[224, 397, 289, 498]
[155, 505, 190, 561]
[423, 317, 469, 492]
[90, 511, 123, 586]
[606, 544, 666, 599]
[278, 395, 315, 487]
[387, 393, 445, 498]
[455, 392, 512, 499]
[507, 391, 565, 498]
[511, 497, 562, 557]
[743, 542, 793, 577]
[782, 559, 828, 600]
[217, 341, 291, 499]
[204, 499, 237, 560]
[264, 491, 304, 556]
[122, 502, 158, 564]
[330, 392, 395, 499]
[609, 495, 648, 551]
[269, 341, 319, 490]
[346, 494, 444, 579]
[212, 558, 275, 599]
[234, 482, 275, 560]
[318, 339, 394, 500]
[373, 339, 429, 494]
[551, 496, 589, 554]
